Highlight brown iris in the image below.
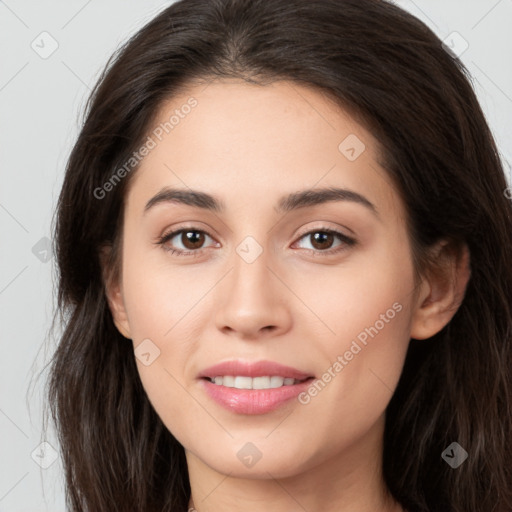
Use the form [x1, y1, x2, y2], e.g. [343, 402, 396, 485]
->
[180, 230, 205, 250]
[309, 231, 335, 250]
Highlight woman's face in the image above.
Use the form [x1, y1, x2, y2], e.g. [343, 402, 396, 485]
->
[110, 79, 421, 479]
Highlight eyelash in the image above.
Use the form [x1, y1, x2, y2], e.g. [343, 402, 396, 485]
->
[154, 226, 357, 257]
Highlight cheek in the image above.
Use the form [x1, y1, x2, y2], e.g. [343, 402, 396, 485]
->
[119, 246, 214, 416]
[287, 239, 414, 418]
[121, 243, 209, 342]
[287, 233, 414, 352]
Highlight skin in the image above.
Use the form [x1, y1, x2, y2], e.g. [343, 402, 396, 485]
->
[104, 79, 470, 512]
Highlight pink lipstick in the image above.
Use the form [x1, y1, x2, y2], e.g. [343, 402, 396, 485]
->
[198, 360, 315, 415]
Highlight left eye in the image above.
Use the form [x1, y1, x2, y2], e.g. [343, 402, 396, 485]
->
[156, 227, 355, 256]
[294, 229, 355, 253]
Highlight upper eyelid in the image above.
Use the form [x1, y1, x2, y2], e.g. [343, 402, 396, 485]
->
[294, 224, 353, 240]
[160, 224, 352, 239]
[160, 226, 215, 242]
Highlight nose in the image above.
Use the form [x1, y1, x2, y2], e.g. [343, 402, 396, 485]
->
[213, 244, 293, 340]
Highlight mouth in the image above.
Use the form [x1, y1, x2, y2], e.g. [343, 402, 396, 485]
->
[198, 360, 315, 414]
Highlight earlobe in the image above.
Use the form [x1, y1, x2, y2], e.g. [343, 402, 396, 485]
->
[410, 241, 471, 340]
[99, 245, 132, 339]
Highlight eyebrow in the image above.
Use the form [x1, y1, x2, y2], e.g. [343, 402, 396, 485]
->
[144, 186, 378, 217]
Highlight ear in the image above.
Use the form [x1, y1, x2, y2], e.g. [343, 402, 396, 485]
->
[410, 240, 471, 340]
[99, 245, 132, 339]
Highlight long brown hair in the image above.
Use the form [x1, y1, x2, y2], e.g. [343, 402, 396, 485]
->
[46, 0, 512, 510]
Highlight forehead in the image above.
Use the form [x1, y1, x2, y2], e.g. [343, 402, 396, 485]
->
[125, 79, 401, 220]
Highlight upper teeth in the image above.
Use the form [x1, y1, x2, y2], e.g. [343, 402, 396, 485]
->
[210, 376, 299, 389]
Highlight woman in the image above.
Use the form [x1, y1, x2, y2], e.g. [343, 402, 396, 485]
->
[47, 0, 512, 510]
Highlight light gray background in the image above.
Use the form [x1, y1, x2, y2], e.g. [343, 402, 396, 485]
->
[1, 1, 511, 510]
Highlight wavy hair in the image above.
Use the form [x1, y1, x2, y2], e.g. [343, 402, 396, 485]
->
[46, 0, 512, 510]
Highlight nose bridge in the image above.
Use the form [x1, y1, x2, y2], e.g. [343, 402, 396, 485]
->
[229, 234, 277, 304]
[212, 232, 292, 336]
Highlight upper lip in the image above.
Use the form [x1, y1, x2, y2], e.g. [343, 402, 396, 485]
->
[198, 360, 314, 380]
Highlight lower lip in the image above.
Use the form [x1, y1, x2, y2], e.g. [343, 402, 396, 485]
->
[200, 378, 314, 415]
